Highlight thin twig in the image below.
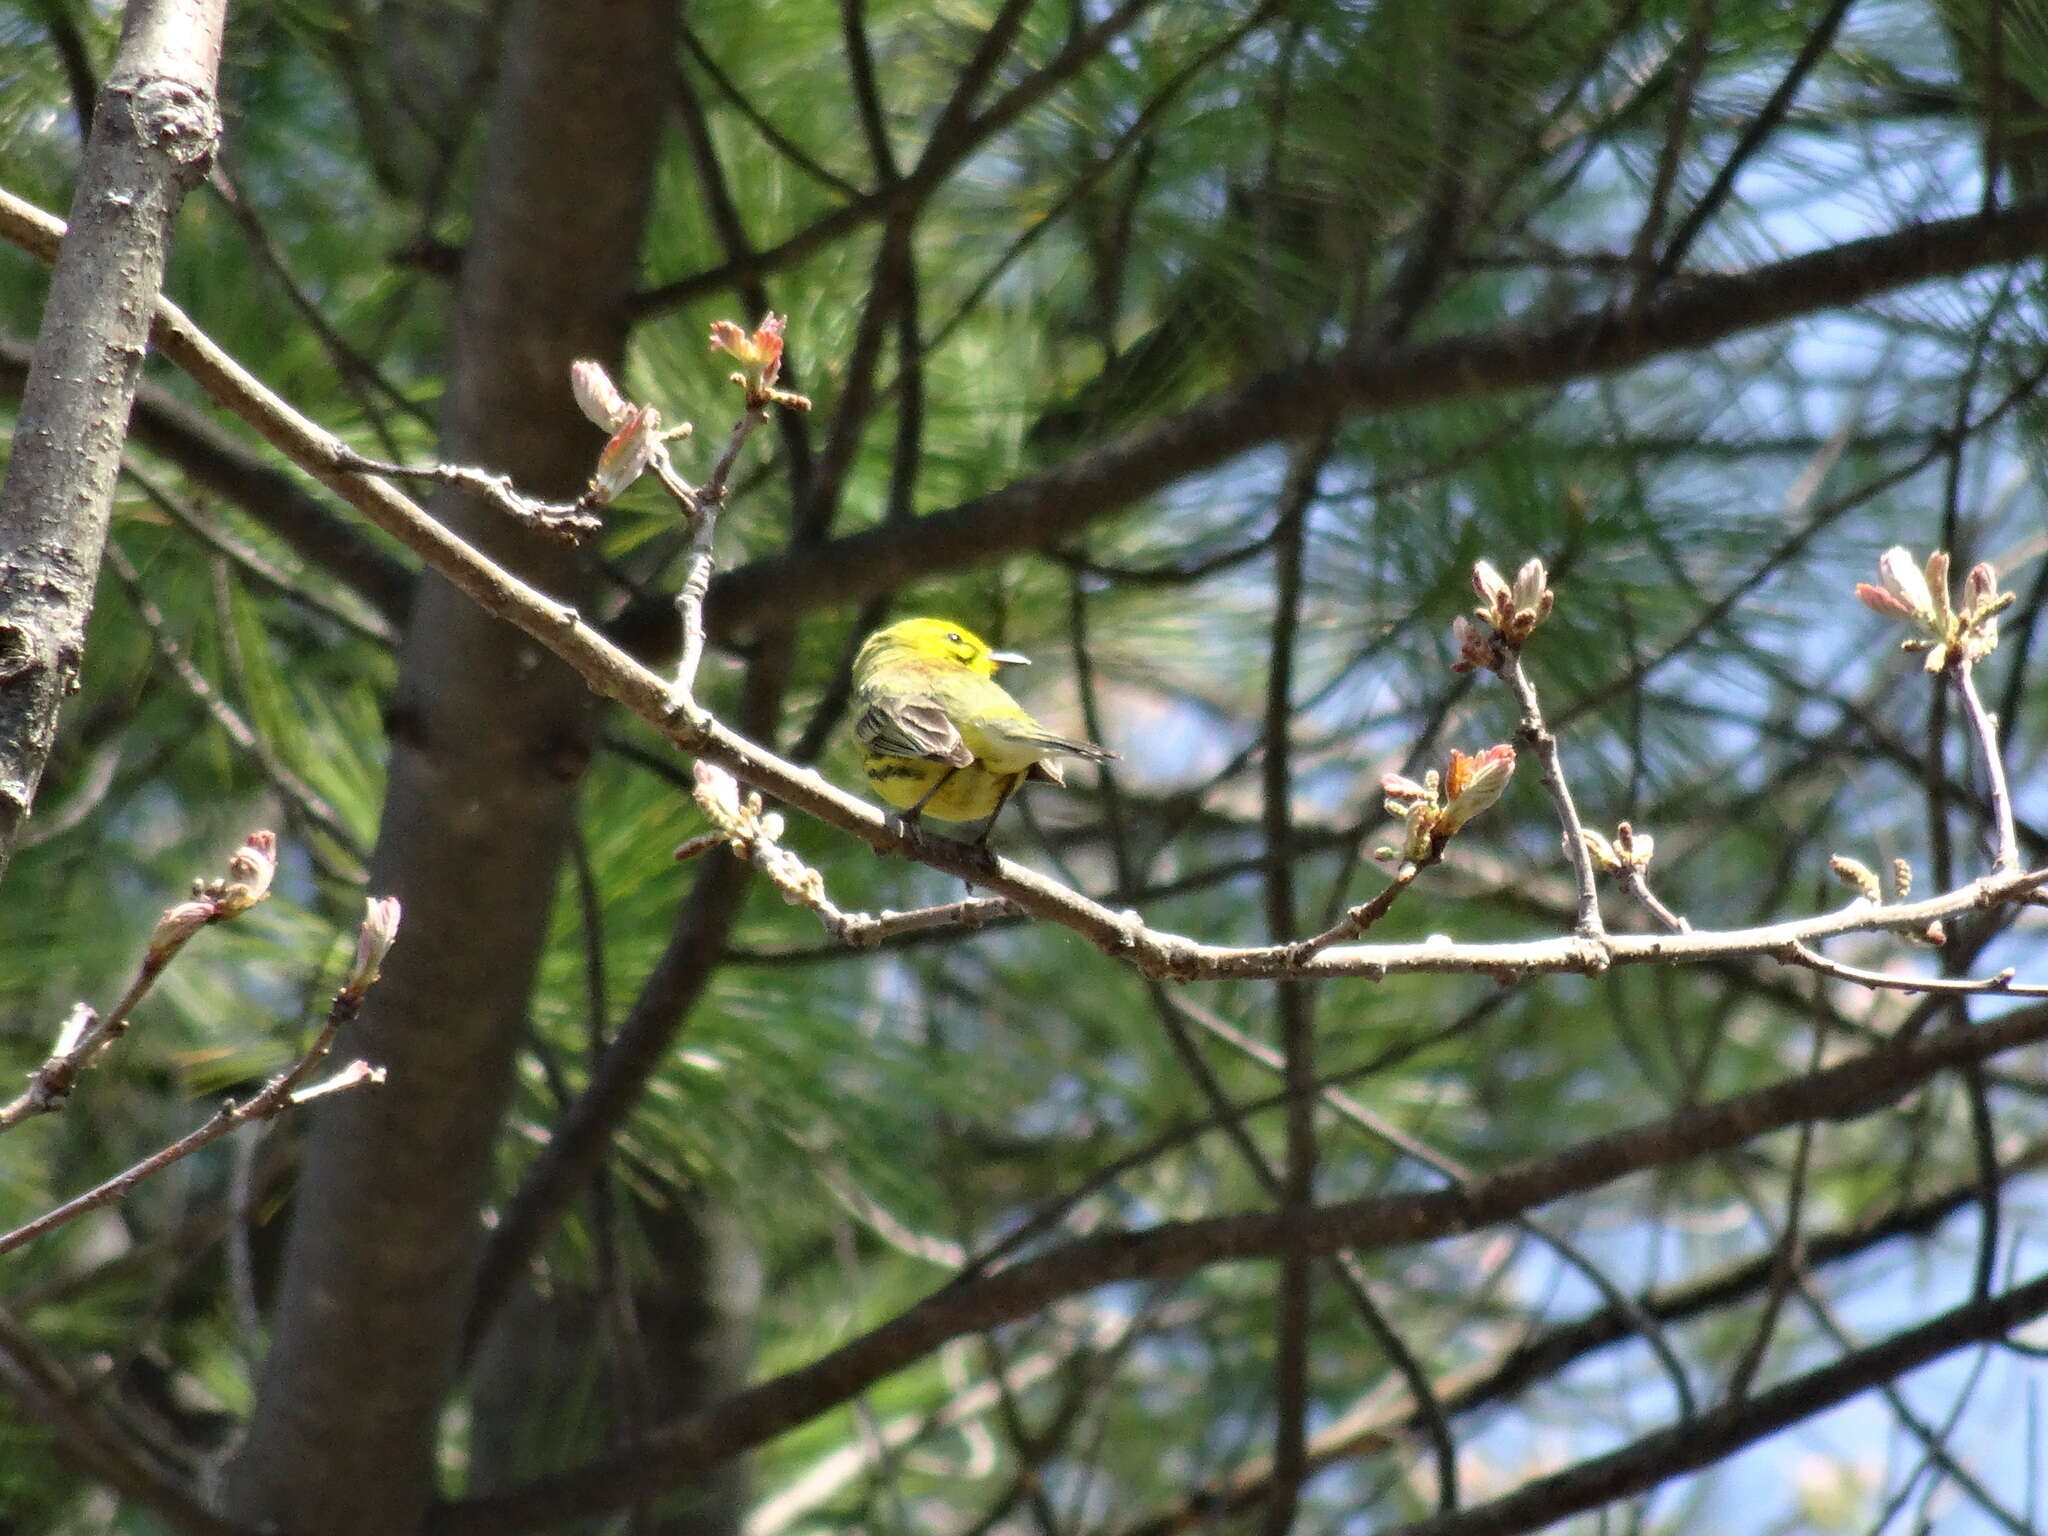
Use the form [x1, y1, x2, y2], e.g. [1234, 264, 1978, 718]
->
[835, 898, 1022, 946]
[0, 832, 278, 1131]
[1292, 860, 1429, 958]
[105, 542, 364, 859]
[667, 405, 769, 709]
[1653, 0, 1856, 281]
[1724, 1017, 1827, 1403]
[1174, 995, 1699, 1423]
[1785, 941, 2033, 997]
[0, 994, 383, 1258]
[678, 26, 862, 199]
[330, 447, 603, 541]
[124, 460, 398, 645]
[1955, 657, 2020, 875]
[1501, 651, 1605, 937]
[1621, 867, 1690, 933]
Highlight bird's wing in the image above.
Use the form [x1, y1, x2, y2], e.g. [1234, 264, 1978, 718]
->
[854, 693, 975, 767]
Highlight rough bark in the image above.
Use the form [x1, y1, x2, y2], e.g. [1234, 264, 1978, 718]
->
[0, 0, 226, 883]
[220, 2, 673, 1530]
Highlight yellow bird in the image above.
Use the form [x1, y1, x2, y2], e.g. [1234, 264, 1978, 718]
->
[852, 618, 1117, 843]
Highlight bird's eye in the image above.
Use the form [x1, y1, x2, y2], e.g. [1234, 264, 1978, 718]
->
[946, 632, 962, 644]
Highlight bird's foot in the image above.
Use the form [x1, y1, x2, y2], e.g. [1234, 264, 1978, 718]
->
[885, 814, 999, 877]
[954, 838, 1001, 877]
[887, 811, 952, 860]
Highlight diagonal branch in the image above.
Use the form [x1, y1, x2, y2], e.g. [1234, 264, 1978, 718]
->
[1115, 1140, 2048, 1534]
[1375, 1268, 2048, 1536]
[703, 195, 2048, 636]
[430, 1000, 2048, 1533]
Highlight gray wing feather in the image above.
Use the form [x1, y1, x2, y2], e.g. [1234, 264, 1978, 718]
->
[854, 696, 974, 767]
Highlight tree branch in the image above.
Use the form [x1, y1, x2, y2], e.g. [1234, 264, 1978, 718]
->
[1377, 1267, 2048, 1536]
[703, 196, 2048, 636]
[431, 1000, 2048, 1533]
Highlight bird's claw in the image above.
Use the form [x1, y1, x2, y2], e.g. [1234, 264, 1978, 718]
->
[884, 813, 1000, 876]
[884, 811, 928, 855]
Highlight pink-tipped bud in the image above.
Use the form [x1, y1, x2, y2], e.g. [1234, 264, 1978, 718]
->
[1876, 546, 1937, 626]
[571, 360, 631, 431]
[591, 404, 662, 503]
[1379, 772, 1431, 806]
[1451, 614, 1503, 674]
[1854, 582, 1918, 621]
[1439, 744, 1515, 833]
[709, 313, 788, 404]
[1963, 562, 1997, 616]
[1924, 550, 1955, 633]
[223, 830, 278, 911]
[346, 896, 402, 996]
[673, 831, 725, 863]
[1471, 560, 1511, 609]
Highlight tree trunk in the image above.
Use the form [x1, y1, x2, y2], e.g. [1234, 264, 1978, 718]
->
[0, 0, 226, 881]
[221, 2, 674, 1529]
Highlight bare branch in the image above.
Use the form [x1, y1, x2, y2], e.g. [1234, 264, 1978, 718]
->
[104, 543, 365, 860]
[1364, 1268, 2048, 1536]
[0, 831, 277, 1132]
[1956, 658, 2021, 875]
[703, 196, 2048, 636]
[0, 895, 395, 1257]
[1499, 651, 1605, 938]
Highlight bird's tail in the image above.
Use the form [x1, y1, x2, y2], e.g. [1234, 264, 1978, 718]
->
[976, 711, 1118, 763]
[1046, 735, 1118, 762]
[1019, 729, 1117, 764]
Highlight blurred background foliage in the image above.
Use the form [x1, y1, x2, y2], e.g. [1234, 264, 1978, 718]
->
[3, 0, 2048, 1530]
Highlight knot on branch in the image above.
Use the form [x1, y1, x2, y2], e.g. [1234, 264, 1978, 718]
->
[117, 75, 223, 175]
[1570, 937, 1614, 975]
[1135, 933, 1203, 982]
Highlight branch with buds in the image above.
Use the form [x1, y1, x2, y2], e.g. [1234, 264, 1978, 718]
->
[1583, 822, 1687, 933]
[1433, 544, 2040, 998]
[686, 763, 1019, 946]
[568, 317, 812, 716]
[1452, 558, 1607, 937]
[1291, 746, 1519, 960]
[0, 832, 280, 1131]
[17, 287, 2033, 1001]
[1858, 545, 2021, 875]
[0, 887, 399, 1258]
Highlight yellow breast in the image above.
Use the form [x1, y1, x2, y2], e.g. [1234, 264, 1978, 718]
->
[862, 754, 1021, 822]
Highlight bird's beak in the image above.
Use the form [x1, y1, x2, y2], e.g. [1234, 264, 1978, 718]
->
[988, 650, 1031, 667]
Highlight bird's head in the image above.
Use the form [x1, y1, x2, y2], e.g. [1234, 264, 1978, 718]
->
[860, 618, 1029, 677]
